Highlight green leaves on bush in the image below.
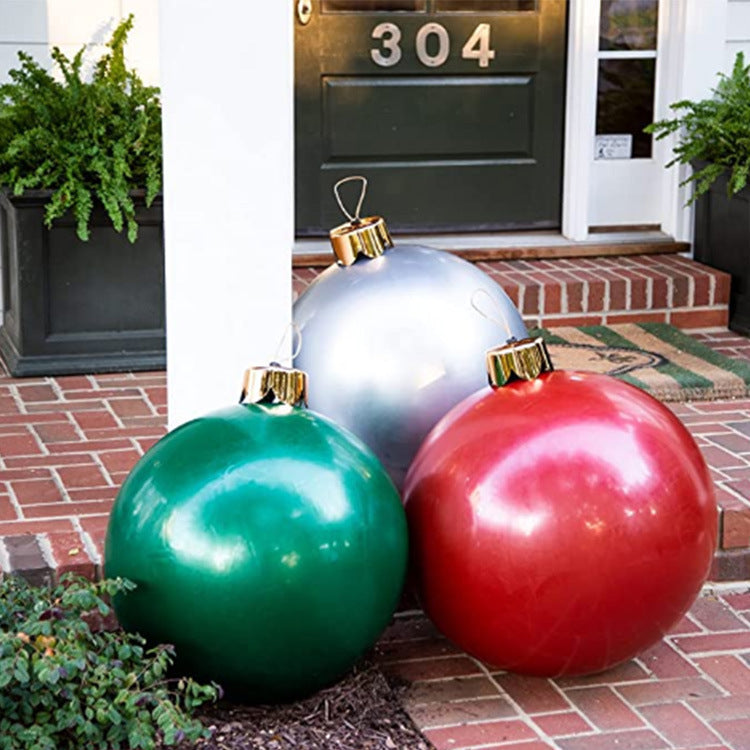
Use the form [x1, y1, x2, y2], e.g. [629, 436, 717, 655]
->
[0, 574, 218, 750]
[0, 14, 162, 242]
[646, 52, 750, 202]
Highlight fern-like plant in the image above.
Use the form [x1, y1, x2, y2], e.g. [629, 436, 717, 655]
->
[0, 15, 161, 242]
[646, 52, 750, 203]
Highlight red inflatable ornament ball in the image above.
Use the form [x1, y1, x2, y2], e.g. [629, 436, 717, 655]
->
[404, 338, 717, 677]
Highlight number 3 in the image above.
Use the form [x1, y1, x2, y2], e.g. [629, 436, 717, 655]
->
[371, 22, 496, 70]
[371, 22, 402, 67]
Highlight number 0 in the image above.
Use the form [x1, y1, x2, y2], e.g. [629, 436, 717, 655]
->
[462, 23, 495, 68]
[416, 23, 450, 68]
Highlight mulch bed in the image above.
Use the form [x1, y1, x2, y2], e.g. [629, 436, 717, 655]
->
[180, 664, 432, 749]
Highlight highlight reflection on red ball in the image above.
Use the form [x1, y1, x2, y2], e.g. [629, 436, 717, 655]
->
[404, 371, 717, 677]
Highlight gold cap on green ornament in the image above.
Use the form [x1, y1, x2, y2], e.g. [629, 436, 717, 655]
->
[241, 364, 308, 407]
[486, 337, 554, 387]
[329, 176, 394, 266]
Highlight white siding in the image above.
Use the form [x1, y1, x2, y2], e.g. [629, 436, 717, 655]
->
[727, 0, 750, 72]
[0, 0, 159, 84]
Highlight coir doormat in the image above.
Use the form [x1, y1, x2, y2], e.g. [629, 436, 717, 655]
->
[531, 322, 750, 402]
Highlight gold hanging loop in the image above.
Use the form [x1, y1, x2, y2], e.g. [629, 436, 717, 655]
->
[329, 176, 394, 266]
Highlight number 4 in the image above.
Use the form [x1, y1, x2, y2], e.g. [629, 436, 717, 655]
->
[462, 23, 495, 68]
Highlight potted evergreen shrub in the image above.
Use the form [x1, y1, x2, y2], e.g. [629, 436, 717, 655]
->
[0, 15, 165, 376]
[647, 52, 750, 336]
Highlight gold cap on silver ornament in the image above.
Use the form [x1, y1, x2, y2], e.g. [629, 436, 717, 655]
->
[240, 364, 308, 407]
[329, 176, 394, 266]
[486, 337, 554, 387]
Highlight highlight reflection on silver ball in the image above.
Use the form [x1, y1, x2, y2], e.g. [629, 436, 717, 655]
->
[293, 178, 527, 489]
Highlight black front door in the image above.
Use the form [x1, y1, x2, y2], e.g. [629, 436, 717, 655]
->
[295, 0, 568, 236]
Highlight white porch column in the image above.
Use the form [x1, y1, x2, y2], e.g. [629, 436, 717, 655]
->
[159, 1, 293, 428]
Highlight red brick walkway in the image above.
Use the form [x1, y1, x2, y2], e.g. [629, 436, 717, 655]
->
[377, 592, 750, 750]
[0, 371, 166, 584]
[0, 330, 747, 584]
[1, 335, 750, 582]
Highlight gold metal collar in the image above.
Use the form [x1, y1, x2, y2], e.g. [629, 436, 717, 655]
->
[486, 337, 554, 387]
[240, 365, 308, 407]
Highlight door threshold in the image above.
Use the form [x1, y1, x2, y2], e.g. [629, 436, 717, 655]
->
[293, 230, 688, 266]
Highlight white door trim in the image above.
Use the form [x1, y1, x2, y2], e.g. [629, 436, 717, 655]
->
[562, 0, 729, 243]
[561, 0, 599, 241]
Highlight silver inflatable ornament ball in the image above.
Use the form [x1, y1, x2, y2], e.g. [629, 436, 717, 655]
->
[293, 177, 527, 489]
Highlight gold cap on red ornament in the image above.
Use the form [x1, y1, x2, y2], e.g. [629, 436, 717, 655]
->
[486, 337, 554, 387]
[329, 176, 394, 266]
[240, 364, 308, 407]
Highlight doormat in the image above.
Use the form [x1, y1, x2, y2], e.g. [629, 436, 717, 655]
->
[531, 322, 750, 402]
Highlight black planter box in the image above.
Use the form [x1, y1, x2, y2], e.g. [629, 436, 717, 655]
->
[693, 169, 750, 336]
[0, 190, 165, 376]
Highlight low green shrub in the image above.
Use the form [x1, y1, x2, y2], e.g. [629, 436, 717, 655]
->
[0, 574, 218, 750]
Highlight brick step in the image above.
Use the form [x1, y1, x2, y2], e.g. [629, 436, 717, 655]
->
[294, 254, 732, 332]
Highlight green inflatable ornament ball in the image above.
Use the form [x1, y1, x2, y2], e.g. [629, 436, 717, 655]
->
[104, 364, 408, 702]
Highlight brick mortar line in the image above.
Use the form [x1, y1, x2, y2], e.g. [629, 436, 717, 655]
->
[682, 609, 710, 634]
[379, 654, 474, 666]
[99, 398, 126, 430]
[623, 701, 689, 749]
[91, 451, 117, 488]
[8, 384, 28, 415]
[545, 678, 602, 737]
[130, 436, 148, 457]
[558, 280, 568, 315]
[668, 644, 750, 657]
[538, 282, 546, 319]
[27, 421, 51, 458]
[709, 273, 717, 306]
[479, 661, 569, 747]
[407, 693, 519, 709]
[36, 532, 56, 571]
[623, 275, 632, 311]
[72, 516, 101, 568]
[715, 480, 750, 506]
[138, 387, 161, 418]
[47, 377, 66, 402]
[5, 481, 25, 523]
[48, 467, 73, 505]
[66, 410, 89, 443]
[680, 698, 730, 744]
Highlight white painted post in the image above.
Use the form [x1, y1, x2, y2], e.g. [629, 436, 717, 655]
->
[159, 1, 293, 427]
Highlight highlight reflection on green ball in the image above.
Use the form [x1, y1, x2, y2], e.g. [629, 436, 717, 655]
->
[105, 402, 408, 702]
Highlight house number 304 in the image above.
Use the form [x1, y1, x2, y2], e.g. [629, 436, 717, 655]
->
[371, 22, 496, 69]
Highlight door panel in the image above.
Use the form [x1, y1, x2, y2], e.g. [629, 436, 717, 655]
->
[324, 76, 533, 159]
[295, 0, 567, 235]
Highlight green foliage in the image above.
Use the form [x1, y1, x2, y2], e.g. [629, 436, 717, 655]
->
[646, 52, 750, 203]
[0, 15, 162, 242]
[0, 574, 218, 750]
